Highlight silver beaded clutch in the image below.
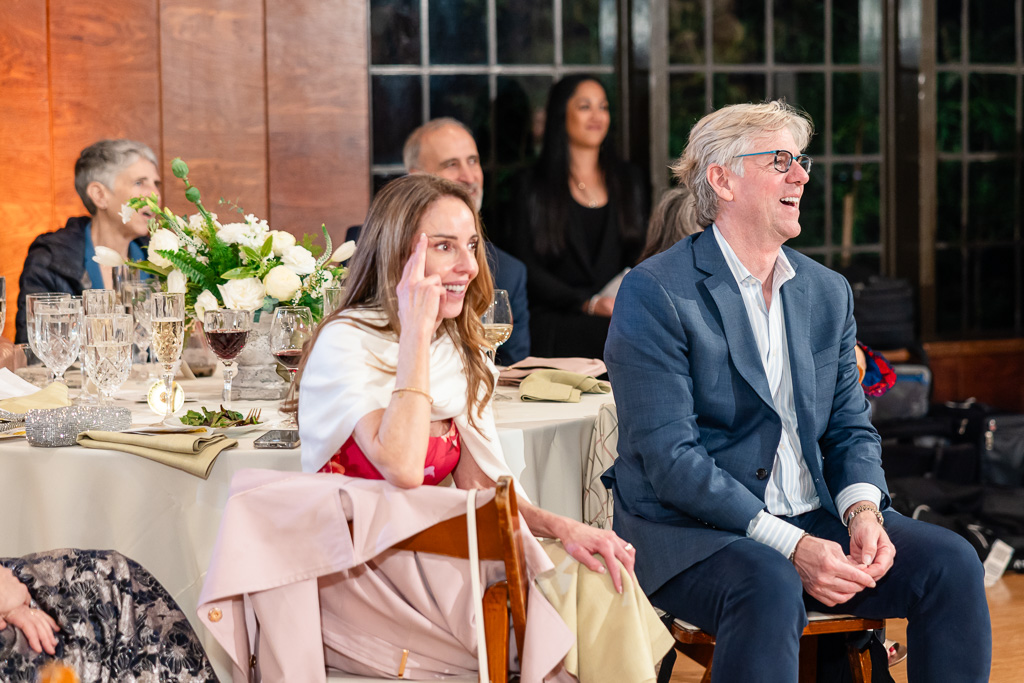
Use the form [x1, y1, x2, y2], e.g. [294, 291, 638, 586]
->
[25, 406, 133, 447]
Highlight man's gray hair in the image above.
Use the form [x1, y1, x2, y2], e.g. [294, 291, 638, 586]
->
[670, 100, 813, 228]
[74, 139, 158, 215]
[402, 118, 474, 172]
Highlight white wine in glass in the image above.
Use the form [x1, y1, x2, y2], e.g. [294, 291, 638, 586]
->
[151, 292, 185, 419]
[481, 289, 513, 364]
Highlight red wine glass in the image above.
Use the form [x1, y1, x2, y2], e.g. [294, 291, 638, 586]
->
[269, 306, 313, 428]
[203, 309, 252, 405]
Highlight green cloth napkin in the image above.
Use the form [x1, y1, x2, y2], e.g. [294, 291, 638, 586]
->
[76, 430, 238, 479]
[518, 369, 611, 403]
[0, 383, 71, 414]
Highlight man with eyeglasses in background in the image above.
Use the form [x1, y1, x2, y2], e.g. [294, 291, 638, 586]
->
[603, 101, 990, 682]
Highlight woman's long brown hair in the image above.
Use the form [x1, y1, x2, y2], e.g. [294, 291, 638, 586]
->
[283, 174, 495, 429]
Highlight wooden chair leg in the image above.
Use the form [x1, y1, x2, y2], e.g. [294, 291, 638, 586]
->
[483, 582, 510, 683]
[846, 640, 872, 683]
[797, 635, 818, 683]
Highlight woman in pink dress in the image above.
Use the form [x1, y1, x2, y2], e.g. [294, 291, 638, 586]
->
[282, 173, 671, 681]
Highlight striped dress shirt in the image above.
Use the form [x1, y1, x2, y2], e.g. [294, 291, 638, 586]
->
[711, 226, 880, 558]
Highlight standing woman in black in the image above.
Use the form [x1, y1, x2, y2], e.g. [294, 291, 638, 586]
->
[511, 75, 648, 359]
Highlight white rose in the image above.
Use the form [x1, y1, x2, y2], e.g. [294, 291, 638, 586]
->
[329, 240, 357, 263]
[167, 269, 188, 294]
[263, 265, 303, 301]
[92, 245, 125, 267]
[218, 277, 266, 311]
[281, 245, 316, 275]
[194, 289, 220, 321]
[148, 229, 180, 268]
[269, 230, 296, 256]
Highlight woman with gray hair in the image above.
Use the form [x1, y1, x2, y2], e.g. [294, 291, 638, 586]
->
[15, 139, 160, 343]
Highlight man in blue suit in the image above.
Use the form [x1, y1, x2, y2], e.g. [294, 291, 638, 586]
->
[605, 101, 990, 682]
[404, 118, 531, 366]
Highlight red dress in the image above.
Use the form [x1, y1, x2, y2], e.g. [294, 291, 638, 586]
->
[318, 421, 462, 485]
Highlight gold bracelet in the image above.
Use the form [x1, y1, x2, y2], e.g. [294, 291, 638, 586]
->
[392, 387, 434, 405]
[845, 504, 884, 535]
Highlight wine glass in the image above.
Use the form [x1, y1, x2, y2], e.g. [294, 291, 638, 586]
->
[83, 288, 119, 315]
[322, 284, 346, 318]
[482, 289, 513, 364]
[269, 306, 314, 428]
[34, 298, 83, 385]
[83, 314, 133, 404]
[151, 292, 185, 420]
[125, 281, 158, 378]
[203, 309, 252, 405]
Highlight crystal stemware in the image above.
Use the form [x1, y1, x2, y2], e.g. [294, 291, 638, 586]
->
[25, 293, 71, 380]
[482, 289, 513, 364]
[124, 281, 158, 378]
[322, 284, 346, 318]
[34, 298, 83, 385]
[150, 292, 186, 420]
[83, 288, 119, 316]
[203, 309, 252, 405]
[269, 306, 314, 429]
[83, 314, 133, 404]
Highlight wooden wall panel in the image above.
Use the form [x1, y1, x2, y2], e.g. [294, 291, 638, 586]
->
[160, 0, 268, 219]
[265, 0, 370, 247]
[925, 339, 1024, 413]
[0, 0, 51, 340]
[48, 0, 162, 221]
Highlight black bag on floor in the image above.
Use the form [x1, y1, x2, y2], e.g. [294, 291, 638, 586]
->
[982, 413, 1024, 487]
[850, 275, 915, 350]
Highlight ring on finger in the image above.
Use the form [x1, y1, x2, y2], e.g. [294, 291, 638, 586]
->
[624, 543, 635, 552]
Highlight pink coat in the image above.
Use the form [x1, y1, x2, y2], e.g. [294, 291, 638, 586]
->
[198, 469, 575, 682]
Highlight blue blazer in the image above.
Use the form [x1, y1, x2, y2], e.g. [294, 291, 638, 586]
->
[604, 229, 889, 594]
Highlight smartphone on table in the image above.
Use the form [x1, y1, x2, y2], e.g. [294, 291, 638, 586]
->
[254, 430, 301, 449]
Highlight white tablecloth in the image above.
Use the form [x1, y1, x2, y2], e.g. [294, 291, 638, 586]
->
[0, 377, 612, 680]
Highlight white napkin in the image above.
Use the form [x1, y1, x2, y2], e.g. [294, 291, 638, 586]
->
[0, 368, 41, 400]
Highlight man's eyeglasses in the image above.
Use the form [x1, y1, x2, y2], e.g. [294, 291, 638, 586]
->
[733, 149, 812, 174]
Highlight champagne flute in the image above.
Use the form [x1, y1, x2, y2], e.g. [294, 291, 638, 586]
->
[34, 298, 83, 385]
[151, 292, 185, 420]
[203, 309, 252, 405]
[269, 306, 314, 428]
[482, 289, 513, 364]
[83, 314, 133, 404]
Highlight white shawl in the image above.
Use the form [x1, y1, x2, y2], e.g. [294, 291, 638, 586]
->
[298, 308, 526, 499]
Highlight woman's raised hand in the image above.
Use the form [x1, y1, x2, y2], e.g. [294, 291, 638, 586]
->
[397, 233, 446, 338]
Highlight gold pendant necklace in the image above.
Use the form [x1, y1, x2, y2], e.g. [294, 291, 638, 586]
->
[571, 175, 598, 208]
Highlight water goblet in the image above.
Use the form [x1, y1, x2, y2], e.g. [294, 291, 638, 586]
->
[25, 293, 71, 379]
[125, 281, 158, 378]
[83, 289, 119, 316]
[83, 314, 133, 404]
[34, 298, 83, 385]
[203, 309, 252, 405]
[269, 306, 314, 428]
[151, 292, 186, 420]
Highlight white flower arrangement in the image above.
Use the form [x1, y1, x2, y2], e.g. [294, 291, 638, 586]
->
[122, 157, 355, 323]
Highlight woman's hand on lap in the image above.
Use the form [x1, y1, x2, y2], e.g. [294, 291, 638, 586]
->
[559, 520, 637, 593]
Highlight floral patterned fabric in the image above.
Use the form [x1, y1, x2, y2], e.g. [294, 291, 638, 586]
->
[0, 549, 217, 683]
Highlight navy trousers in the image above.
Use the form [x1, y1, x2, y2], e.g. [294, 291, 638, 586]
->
[649, 509, 991, 683]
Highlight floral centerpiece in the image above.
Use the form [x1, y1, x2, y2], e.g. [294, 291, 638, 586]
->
[99, 157, 354, 324]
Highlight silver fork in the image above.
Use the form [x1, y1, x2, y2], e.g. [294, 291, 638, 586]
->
[245, 408, 261, 424]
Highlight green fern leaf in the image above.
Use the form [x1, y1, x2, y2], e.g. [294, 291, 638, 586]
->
[157, 250, 219, 291]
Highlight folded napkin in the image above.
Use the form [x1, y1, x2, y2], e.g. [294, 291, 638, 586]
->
[0, 368, 39, 399]
[519, 369, 611, 403]
[499, 356, 607, 386]
[0, 382, 71, 414]
[76, 430, 238, 479]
